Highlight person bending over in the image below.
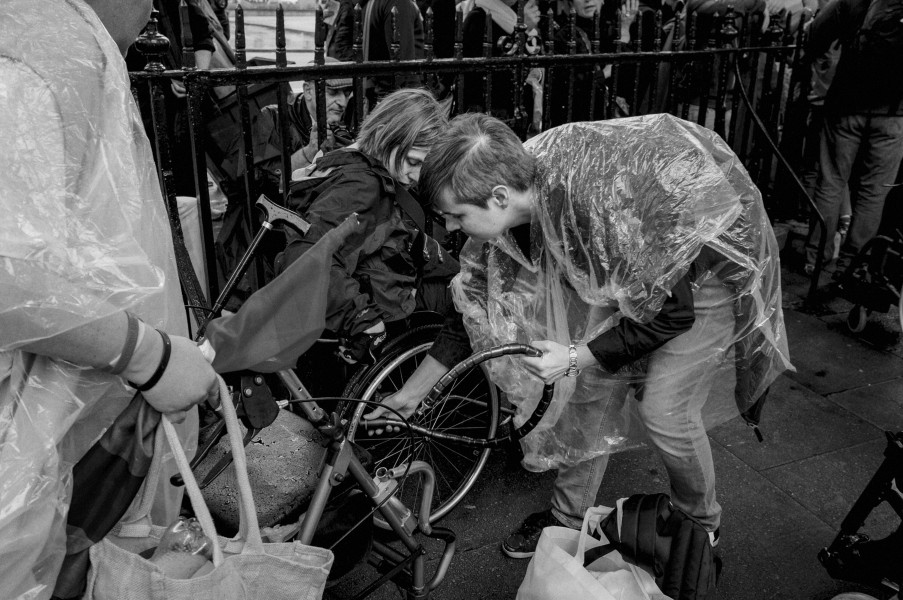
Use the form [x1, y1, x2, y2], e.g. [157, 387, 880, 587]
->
[366, 112, 792, 559]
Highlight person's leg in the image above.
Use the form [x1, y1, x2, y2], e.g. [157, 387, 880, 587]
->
[840, 115, 903, 261]
[634, 276, 735, 532]
[501, 378, 627, 558]
[805, 114, 863, 271]
[550, 453, 610, 529]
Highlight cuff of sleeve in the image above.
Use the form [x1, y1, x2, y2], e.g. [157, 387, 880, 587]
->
[586, 330, 633, 374]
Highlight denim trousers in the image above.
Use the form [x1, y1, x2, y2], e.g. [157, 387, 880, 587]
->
[550, 276, 734, 532]
[805, 113, 903, 267]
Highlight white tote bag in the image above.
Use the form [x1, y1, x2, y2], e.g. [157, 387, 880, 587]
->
[516, 502, 669, 600]
[84, 376, 334, 600]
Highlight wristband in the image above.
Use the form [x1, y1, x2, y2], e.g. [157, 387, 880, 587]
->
[565, 344, 580, 378]
[129, 330, 171, 392]
[106, 313, 140, 375]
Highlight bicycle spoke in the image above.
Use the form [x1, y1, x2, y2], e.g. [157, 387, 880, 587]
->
[428, 440, 477, 470]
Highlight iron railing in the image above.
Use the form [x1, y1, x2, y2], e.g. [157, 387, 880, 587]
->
[130, 2, 820, 317]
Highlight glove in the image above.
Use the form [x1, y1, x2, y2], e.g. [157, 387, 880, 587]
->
[338, 322, 387, 365]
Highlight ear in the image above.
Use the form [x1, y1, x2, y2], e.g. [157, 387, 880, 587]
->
[490, 185, 510, 208]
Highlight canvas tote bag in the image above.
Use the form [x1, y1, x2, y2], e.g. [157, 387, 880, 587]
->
[516, 501, 669, 600]
[84, 375, 334, 600]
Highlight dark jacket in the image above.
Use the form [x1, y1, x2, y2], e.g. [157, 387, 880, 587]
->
[807, 0, 903, 116]
[330, 0, 424, 99]
[278, 148, 456, 336]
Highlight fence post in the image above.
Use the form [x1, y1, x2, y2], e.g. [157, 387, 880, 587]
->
[715, 7, 738, 140]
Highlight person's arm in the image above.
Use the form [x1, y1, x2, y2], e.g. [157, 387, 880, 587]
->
[19, 312, 219, 416]
[586, 272, 695, 374]
[806, 0, 847, 58]
[520, 273, 696, 382]
[363, 304, 468, 423]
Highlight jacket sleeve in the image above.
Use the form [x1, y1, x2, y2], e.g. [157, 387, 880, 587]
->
[186, 0, 216, 53]
[806, 0, 848, 58]
[328, 0, 357, 61]
[428, 305, 474, 368]
[586, 273, 696, 373]
[282, 170, 385, 336]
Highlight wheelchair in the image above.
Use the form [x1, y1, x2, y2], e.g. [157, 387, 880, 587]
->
[836, 228, 903, 335]
[820, 431, 903, 600]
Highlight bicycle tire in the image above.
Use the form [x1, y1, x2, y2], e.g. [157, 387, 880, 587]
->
[342, 324, 499, 525]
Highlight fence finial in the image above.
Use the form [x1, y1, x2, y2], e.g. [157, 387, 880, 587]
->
[136, 9, 170, 73]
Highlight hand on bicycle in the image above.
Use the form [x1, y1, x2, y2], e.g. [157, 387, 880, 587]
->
[520, 340, 595, 383]
[362, 389, 423, 435]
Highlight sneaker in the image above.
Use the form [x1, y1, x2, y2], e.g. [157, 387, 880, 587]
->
[501, 509, 566, 559]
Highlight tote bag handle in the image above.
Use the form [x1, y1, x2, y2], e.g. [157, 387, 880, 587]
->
[160, 374, 265, 566]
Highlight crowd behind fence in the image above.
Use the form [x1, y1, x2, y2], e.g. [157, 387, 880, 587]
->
[129, 1, 816, 315]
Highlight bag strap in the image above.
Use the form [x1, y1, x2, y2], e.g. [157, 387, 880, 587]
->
[161, 374, 266, 566]
[574, 505, 611, 559]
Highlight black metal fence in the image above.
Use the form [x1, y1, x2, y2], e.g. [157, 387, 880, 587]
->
[130, 2, 813, 316]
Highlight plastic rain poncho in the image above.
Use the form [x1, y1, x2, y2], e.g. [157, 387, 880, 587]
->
[0, 1, 193, 598]
[451, 115, 792, 471]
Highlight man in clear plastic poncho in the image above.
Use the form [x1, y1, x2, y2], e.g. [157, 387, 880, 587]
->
[365, 113, 792, 557]
[0, 1, 220, 598]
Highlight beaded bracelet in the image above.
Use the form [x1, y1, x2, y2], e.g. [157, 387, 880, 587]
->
[129, 330, 172, 392]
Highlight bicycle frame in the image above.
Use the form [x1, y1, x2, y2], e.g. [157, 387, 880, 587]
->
[276, 369, 455, 600]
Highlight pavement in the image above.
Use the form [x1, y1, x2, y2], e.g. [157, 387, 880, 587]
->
[329, 230, 903, 600]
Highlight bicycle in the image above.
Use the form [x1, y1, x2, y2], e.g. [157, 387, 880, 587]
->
[184, 200, 545, 598]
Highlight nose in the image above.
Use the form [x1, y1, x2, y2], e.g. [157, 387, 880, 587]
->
[408, 164, 422, 184]
[444, 217, 459, 232]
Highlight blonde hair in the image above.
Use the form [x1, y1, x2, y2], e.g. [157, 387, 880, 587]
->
[356, 88, 450, 178]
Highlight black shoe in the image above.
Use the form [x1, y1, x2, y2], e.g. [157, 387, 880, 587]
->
[501, 509, 566, 559]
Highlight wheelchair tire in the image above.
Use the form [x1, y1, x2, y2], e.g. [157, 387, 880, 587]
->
[342, 324, 499, 525]
[847, 304, 868, 334]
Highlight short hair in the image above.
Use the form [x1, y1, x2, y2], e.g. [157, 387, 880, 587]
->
[356, 88, 449, 178]
[420, 113, 536, 209]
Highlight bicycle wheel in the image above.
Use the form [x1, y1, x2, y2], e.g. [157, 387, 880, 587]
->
[343, 324, 499, 525]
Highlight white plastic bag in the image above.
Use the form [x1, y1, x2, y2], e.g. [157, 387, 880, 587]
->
[516, 503, 668, 600]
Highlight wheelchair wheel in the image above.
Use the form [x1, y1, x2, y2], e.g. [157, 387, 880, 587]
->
[343, 324, 499, 525]
[847, 304, 868, 334]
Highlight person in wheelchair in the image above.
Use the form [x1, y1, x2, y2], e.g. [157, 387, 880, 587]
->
[274, 87, 458, 366]
[365, 113, 792, 578]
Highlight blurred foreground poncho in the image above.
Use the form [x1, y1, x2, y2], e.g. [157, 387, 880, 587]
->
[451, 115, 793, 470]
[0, 1, 194, 598]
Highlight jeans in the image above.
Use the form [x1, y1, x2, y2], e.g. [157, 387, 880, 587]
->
[550, 276, 734, 532]
[806, 113, 903, 268]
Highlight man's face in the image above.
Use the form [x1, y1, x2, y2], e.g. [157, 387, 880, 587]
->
[435, 187, 511, 242]
[305, 84, 351, 125]
[570, 0, 602, 19]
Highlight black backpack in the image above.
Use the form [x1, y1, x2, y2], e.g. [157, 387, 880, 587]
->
[584, 493, 720, 600]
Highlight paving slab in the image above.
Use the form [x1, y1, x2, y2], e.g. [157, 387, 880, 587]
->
[827, 377, 903, 433]
[760, 437, 901, 538]
[709, 375, 883, 471]
[783, 309, 903, 396]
